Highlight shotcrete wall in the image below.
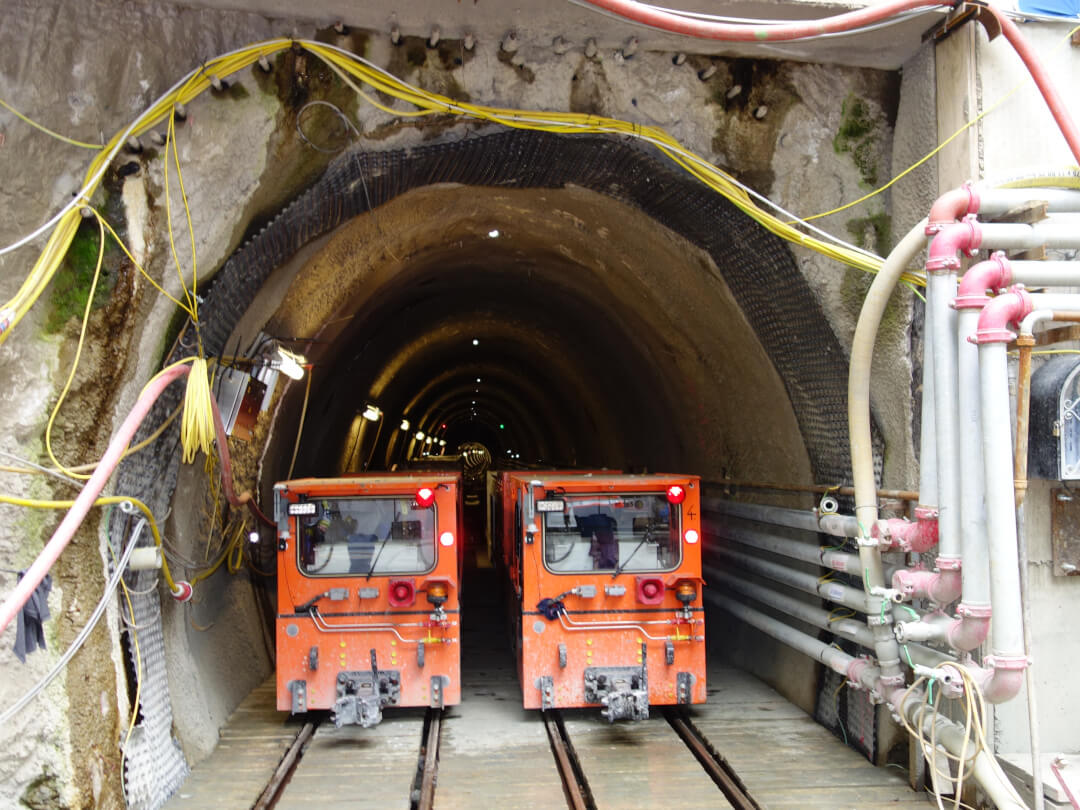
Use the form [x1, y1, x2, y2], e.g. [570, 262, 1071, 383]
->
[0, 0, 922, 805]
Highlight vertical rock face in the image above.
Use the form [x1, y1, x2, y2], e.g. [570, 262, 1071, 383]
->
[0, 1, 911, 806]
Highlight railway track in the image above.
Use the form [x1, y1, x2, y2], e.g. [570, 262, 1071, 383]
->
[540, 708, 761, 810]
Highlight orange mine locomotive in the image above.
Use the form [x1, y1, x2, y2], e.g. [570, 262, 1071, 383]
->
[497, 471, 706, 721]
[274, 473, 463, 727]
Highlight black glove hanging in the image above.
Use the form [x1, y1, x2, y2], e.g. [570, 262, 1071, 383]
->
[14, 571, 51, 663]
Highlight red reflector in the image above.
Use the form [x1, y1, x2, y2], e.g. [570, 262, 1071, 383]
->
[666, 485, 686, 505]
[416, 487, 436, 508]
[684, 528, 699, 544]
[439, 531, 454, 547]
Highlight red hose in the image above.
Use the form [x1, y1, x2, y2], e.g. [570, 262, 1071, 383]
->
[577, 0, 951, 42]
[0, 364, 191, 634]
[579, 0, 1080, 164]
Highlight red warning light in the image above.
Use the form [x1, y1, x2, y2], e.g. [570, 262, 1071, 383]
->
[666, 485, 686, 505]
[636, 576, 665, 605]
[388, 579, 416, 607]
[416, 487, 436, 508]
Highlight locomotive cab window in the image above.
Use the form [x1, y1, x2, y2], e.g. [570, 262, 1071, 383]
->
[541, 493, 680, 573]
[297, 497, 436, 576]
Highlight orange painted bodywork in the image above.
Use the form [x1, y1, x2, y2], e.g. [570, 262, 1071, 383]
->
[499, 472, 706, 711]
[275, 474, 462, 713]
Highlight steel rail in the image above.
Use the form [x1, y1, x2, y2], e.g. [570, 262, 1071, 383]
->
[252, 720, 317, 810]
[416, 709, 443, 810]
[542, 711, 590, 810]
[664, 709, 761, 810]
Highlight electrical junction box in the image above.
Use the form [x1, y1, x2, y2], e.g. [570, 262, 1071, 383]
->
[1028, 355, 1080, 481]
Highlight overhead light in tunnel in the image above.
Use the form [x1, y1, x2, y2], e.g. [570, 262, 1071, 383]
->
[415, 430, 425, 441]
[248, 531, 259, 544]
[400, 419, 410, 431]
[488, 229, 500, 238]
[426, 436, 434, 444]
[476, 377, 481, 383]
[439, 439, 446, 447]
[273, 347, 306, 381]
[472, 339, 479, 346]
[362, 404, 381, 422]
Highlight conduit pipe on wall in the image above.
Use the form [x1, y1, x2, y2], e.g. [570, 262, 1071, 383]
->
[707, 520, 863, 575]
[701, 497, 860, 538]
[707, 592, 1027, 809]
[708, 568, 876, 649]
[0, 364, 191, 634]
[703, 554, 876, 614]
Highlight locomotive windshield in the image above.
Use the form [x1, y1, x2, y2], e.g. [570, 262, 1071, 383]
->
[296, 496, 436, 577]
[541, 493, 681, 573]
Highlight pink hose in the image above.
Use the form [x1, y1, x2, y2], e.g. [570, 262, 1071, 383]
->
[0, 364, 191, 635]
[578, 0, 949, 42]
[579, 0, 1080, 164]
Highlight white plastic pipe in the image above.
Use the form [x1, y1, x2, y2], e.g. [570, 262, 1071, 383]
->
[977, 188, 1080, 217]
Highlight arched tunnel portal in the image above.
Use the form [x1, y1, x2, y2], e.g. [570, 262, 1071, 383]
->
[120, 131, 868, 770]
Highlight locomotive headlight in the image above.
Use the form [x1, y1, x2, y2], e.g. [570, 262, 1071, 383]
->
[675, 581, 697, 605]
[683, 528, 699, 544]
[426, 582, 448, 607]
[439, 531, 455, 547]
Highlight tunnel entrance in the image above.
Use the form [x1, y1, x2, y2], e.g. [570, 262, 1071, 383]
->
[114, 132, 871, 797]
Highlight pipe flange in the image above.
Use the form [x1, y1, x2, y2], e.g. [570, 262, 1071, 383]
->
[936, 556, 962, 572]
[985, 654, 1030, 671]
[955, 602, 992, 619]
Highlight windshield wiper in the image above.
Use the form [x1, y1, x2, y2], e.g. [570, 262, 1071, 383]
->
[612, 525, 651, 578]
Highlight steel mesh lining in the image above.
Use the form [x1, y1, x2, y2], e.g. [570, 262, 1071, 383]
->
[113, 129, 875, 806]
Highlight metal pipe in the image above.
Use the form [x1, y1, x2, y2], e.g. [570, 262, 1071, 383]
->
[704, 480, 919, 501]
[706, 520, 862, 574]
[980, 221, 1080, 250]
[707, 568, 875, 649]
[918, 318, 939, 510]
[977, 188, 1080, 217]
[700, 497, 860, 537]
[1011, 261, 1080, 288]
[973, 290, 1033, 701]
[703, 554, 874, 614]
[927, 256, 964, 592]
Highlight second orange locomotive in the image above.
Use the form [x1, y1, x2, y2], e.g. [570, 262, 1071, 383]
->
[496, 472, 706, 721]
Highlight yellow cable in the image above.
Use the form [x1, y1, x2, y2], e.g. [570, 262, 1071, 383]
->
[0, 97, 104, 150]
[44, 211, 106, 480]
[180, 357, 214, 464]
[163, 112, 197, 320]
[0, 493, 178, 592]
[169, 107, 200, 323]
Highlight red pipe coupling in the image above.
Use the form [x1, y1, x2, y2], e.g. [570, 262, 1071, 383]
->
[955, 251, 1012, 310]
[926, 216, 982, 272]
[973, 286, 1034, 345]
[892, 561, 962, 605]
[927, 182, 980, 234]
[945, 603, 992, 651]
[872, 516, 939, 553]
